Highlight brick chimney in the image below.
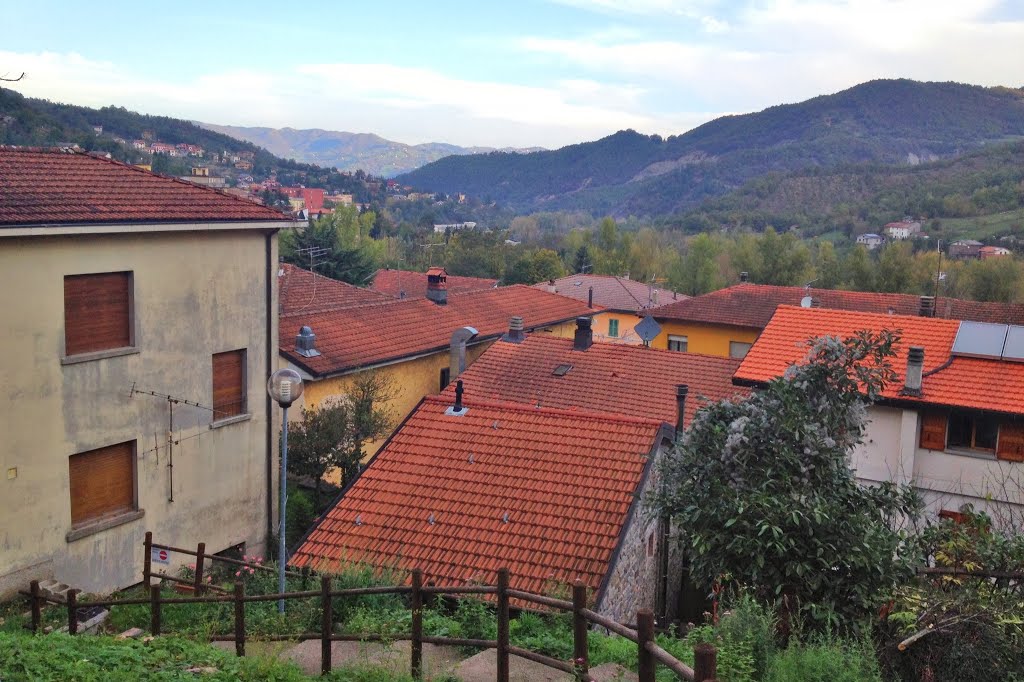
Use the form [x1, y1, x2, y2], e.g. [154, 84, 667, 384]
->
[675, 384, 688, 438]
[573, 317, 593, 351]
[426, 267, 448, 305]
[902, 346, 925, 396]
[588, 286, 594, 309]
[739, 271, 749, 283]
[502, 316, 525, 344]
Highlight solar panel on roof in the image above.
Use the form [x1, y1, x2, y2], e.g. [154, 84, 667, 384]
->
[952, 321, 1008, 359]
[1002, 325, 1024, 362]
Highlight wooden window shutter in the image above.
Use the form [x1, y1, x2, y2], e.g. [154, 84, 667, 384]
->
[69, 442, 134, 526]
[997, 422, 1024, 462]
[919, 412, 947, 451]
[64, 272, 132, 356]
[213, 350, 246, 419]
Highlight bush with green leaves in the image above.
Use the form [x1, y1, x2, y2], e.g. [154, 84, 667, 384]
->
[650, 330, 922, 631]
[766, 637, 883, 682]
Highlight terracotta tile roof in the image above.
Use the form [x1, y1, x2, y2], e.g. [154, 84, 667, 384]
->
[734, 305, 1024, 416]
[0, 148, 289, 226]
[652, 283, 1024, 329]
[535, 274, 683, 313]
[372, 268, 498, 299]
[291, 396, 666, 599]
[281, 285, 593, 377]
[279, 264, 393, 315]
[444, 335, 747, 428]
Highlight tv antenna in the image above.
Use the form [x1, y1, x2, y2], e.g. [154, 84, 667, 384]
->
[294, 246, 330, 312]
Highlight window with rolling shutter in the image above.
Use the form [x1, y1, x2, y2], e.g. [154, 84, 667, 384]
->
[212, 349, 246, 420]
[69, 441, 135, 526]
[63, 272, 132, 356]
[997, 422, 1024, 462]
[919, 412, 947, 451]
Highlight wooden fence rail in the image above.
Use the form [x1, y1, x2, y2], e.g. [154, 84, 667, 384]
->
[22, 534, 718, 682]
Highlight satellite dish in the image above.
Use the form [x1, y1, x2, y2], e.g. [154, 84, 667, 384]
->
[634, 315, 662, 346]
[800, 295, 813, 308]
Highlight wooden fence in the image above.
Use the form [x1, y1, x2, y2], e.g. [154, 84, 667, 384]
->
[23, 533, 718, 682]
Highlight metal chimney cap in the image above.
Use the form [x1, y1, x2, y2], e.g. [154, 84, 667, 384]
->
[908, 346, 925, 363]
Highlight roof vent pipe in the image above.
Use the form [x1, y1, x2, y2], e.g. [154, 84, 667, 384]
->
[902, 346, 925, 396]
[295, 326, 321, 357]
[502, 316, 525, 344]
[453, 380, 465, 413]
[919, 295, 936, 318]
[449, 326, 479, 379]
[739, 271, 749, 283]
[573, 317, 593, 351]
[588, 286, 594, 309]
[675, 385, 688, 438]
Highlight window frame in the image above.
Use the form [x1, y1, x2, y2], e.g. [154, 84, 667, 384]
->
[62, 271, 137, 364]
[919, 410, 1024, 462]
[67, 440, 142, 541]
[667, 334, 688, 352]
[729, 341, 753, 359]
[608, 319, 619, 338]
[439, 367, 451, 391]
[211, 349, 248, 424]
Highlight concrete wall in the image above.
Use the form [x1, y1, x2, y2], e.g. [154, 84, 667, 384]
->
[0, 229, 276, 597]
[591, 312, 644, 346]
[855, 406, 1024, 527]
[649, 321, 760, 356]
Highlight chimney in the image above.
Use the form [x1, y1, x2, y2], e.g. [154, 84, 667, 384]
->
[902, 346, 925, 396]
[739, 271, 749, 283]
[453, 380, 465, 413]
[546, 279, 557, 294]
[675, 384, 688, 438]
[449, 326, 479, 379]
[587, 286, 594, 309]
[426, 268, 448, 305]
[295, 325, 321, 357]
[502, 316, 525, 343]
[573, 317, 593, 351]
[919, 295, 935, 318]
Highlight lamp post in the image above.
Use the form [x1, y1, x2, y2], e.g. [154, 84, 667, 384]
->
[267, 368, 304, 613]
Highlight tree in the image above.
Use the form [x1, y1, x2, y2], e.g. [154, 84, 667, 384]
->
[287, 373, 394, 508]
[530, 248, 566, 282]
[876, 243, 914, 293]
[672, 233, 723, 295]
[814, 241, 842, 289]
[756, 228, 811, 286]
[650, 330, 920, 630]
[572, 244, 593, 274]
[844, 245, 875, 291]
[964, 257, 1021, 303]
[280, 215, 378, 285]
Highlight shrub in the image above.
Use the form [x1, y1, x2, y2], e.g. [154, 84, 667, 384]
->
[716, 594, 777, 680]
[287, 487, 317, 550]
[766, 637, 883, 682]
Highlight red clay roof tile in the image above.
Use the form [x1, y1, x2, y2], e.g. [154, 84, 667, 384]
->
[535, 274, 683, 313]
[653, 283, 1024, 329]
[290, 396, 665, 599]
[444, 335, 747, 427]
[372, 268, 498, 299]
[279, 263, 393, 315]
[735, 305, 1024, 416]
[280, 284, 593, 376]
[0, 148, 289, 226]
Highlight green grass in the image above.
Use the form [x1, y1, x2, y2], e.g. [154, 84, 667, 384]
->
[938, 207, 1024, 240]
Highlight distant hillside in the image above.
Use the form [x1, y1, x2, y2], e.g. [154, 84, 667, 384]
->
[398, 80, 1024, 217]
[198, 123, 543, 177]
[0, 88, 387, 201]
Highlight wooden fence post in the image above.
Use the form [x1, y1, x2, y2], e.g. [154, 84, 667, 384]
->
[143, 531, 153, 589]
[572, 580, 589, 681]
[411, 569, 423, 680]
[193, 542, 206, 595]
[694, 642, 717, 682]
[150, 585, 161, 636]
[234, 582, 246, 657]
[66, 589, 79, 635]
[29, 580, 41, 634]
[497, 568, 510, 682]
[637, 609, 655, 682]
[321, 576, 332, 676]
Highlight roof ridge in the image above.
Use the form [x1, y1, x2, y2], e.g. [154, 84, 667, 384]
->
[422, 394, 666, 428]
[505, 333, 741, 363]
[775, 304, 961, 327]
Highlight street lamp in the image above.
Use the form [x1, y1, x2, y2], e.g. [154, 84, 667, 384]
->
[267, 368, 304, 613]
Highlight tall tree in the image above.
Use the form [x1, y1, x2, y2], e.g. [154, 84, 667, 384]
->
[672, 233, 724, 295]
[876, 243, 914, 293]
[844, 245, 875, 292]
[964, 256, 1022, 302]
[814, 241, 842, 289]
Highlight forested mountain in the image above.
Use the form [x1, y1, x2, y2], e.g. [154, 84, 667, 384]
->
[197, 123, 543, 177]
[398, 80, 1024, 217]
[0, 88, 386, 200]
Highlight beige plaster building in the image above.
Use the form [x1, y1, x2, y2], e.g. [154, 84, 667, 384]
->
[0, 149, 294, 597]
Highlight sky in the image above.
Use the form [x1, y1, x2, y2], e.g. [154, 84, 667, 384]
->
[2, 1, 1023, 149]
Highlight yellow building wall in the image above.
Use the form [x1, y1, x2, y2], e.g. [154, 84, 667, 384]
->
[284, 318, 580, 475]
[649, 321, 760, 357]
[0, 229, 277, 598]
[590, 311, 646, 345]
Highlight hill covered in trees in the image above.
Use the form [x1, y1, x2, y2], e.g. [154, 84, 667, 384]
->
[398, 80, 1024, 217]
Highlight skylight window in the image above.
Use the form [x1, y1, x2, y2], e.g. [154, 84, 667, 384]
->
[552, 364, 573, 376]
